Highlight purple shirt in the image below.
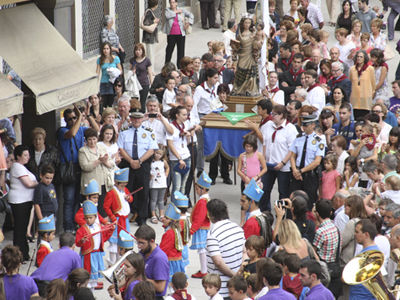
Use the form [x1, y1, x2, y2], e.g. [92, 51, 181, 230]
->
[389, 96, 400, 117]
[31, 246, 81, 281]
[305, 283, 334, 300]
[259, 287, 296, 300]
[124, 279, 140, 300]
[140, 246, 170, 297]
[4, 274, 38, 300]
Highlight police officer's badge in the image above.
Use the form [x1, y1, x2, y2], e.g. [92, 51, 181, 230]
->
[151, 134, 155, 140]
[319, 143, 324, 150]
[312, 140, 316, 145]
[142, 133, 147, 138]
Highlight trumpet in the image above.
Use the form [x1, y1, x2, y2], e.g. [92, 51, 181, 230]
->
[100, 250, 134, 284]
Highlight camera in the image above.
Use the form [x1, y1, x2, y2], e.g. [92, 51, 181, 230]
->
[275, 199, 286, 207]
[148, 113, 157, 118]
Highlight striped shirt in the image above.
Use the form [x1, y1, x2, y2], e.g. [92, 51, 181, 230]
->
[306, 3, 324, 29]
[206, 219, 245, 297]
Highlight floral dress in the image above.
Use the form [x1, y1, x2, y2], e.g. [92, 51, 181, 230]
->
[370, 32, 387, 51]
[347, 33, 361, 48]
[374, 64, 389, 98]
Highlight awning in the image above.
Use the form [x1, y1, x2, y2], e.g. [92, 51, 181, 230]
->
[0, 3, 99, 115]
[0, 74, 23, 118]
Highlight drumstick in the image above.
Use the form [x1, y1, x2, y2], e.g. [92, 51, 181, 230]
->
[84, 222, 116, 239]
[128, 187, 143, 196]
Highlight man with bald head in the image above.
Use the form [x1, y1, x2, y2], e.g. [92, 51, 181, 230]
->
[213, 54, 234, 84]
[330, 47, 349, 77]
[332, 189, 350, 232]
[183, 96, 201, 201]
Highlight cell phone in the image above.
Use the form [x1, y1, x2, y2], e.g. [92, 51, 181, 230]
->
[148, 113, 157, 118]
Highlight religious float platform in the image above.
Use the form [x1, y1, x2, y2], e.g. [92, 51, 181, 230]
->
[224, 95, 264, 113]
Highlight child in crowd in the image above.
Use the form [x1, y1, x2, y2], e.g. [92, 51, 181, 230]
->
[348, 121, 364, 157]
[160, 202, 185, 292]
[150, 145, 169, 224]
[246, 274, 259, 299]
[118, 230, 134, 256]
[75, 180, 108, 227]
[190, 171, 212, 278]
[261, 261, 296, 300]
[202, 273, 223, 300]
[282, 253, 308, 300]
[208, 40, 218, 54]
[380, 127, 400, 158]
[318, 30, 330, 59]
[381, 176, 400, 204]
[162, 77, 177, 116]
[319, 153, 341, 199]
[238, 235, 265, 278]
[227, 275, 251, 300]
[165, 272, 197, 300]
[103, 168, 133, 264]
[33, 165, 58, 221]
[75, 201, 114, 291]
[272, 249, 286, 267]
[36, 215, 55, 267]
[343, 156, 359, 189]
[172, 191, 191, 271]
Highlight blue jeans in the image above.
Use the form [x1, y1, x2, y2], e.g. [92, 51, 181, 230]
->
[171, 158, 191, 197]
[260, 170, 291, 212]
[62, 176, 81, 231]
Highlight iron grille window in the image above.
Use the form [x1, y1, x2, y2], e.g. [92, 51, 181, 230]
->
[153, 0, 163, 31]
[115, 0, 136, 62]
[0, 3, 16, 73]
[82, 0, 104, 59]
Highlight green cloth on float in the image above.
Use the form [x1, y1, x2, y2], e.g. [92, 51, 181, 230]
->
[219, 112, 258, 125]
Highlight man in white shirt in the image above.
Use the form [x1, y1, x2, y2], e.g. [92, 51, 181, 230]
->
[261, 104, 298, 212]
[221, 19, 237, 56]
[332, 189, 350, 232]
[262, 71, 285, 106]
[193, 68, 220, 176]
[305, 69, 325, 116]
[299, 0, 324, 29]
[142, 95, 174, 146]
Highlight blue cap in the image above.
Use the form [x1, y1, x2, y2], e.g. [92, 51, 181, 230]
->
[118, 230, 134, 249]
[196, 171, 212, 189]
[84, 179, 100, 195]
[165, 203, 181, 221]
[38, 214, 55, 232]
[172, 191, 189, 208]
[83, 200, 98, 216]
[243, 179, 264, 202]
[115, 168, 129, 183]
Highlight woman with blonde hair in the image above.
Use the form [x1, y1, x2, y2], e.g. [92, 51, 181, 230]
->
[101, 107, 119, 135]
[347, 20, 362, 48]
[275, 219, 318, 261]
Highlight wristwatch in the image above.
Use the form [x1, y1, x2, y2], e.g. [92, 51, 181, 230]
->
[139, 159, 142, 165]
[87, 114, 92, 118]
[299, 169, 302, 174]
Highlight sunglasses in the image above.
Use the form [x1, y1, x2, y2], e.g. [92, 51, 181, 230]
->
[115, 84, 123, 87]
[322, 109, 333, 115]
[67, 116, 77, 122]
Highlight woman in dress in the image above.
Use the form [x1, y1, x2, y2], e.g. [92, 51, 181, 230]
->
[370, 48, 389, 99]
[370, 18, 387, 51]
[349, 50, 376, 119]
[167, 106, 191, 197]
[96, 42, 123, 108]
[9, 145, 38, 262]
[334, 28, 356, 68]
[78, 128, 115, 216]
[163, 0, 194, 67]
[1, 245, 39, 300]
[347, 20, 362, 48]
[335, 0, 356, 34]
[180, 56, 198, 90]
[231, 16, 260, 96]
[309, 30, 330, 59]
[141, 0, 160, 65]
[129, 43, 153, 113]
[285, 0, 300, 25]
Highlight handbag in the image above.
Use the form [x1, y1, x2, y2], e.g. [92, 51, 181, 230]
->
[173, 162, 190, 175]
[53, 129, 79, 186]
[141, 9, 158, 34]
[304, 238, 331, 287]
[326, 227, 343, 280]
[180, 13, 192, 35]
[384, 43, 395, 61]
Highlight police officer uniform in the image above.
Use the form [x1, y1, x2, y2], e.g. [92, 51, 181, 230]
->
[289, 115, 326, 210]
[117, 109, 158, 225]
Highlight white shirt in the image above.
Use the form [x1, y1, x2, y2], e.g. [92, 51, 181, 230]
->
[263, 120, 298, 172]
[333, 206, 349, 232]
[379, 122, 392, 144]
[221, 30, 236, 56]
[337, 151, 349, 175]
[167, 125, 191, 161]
[381, 190, 400, 204]
[40, 240, 53, 252]
[142, 118, 168, 146]
[88, 222, 101, 250]
[334, 41, 356, 68]
[257, 122, 270, 157]
[210, 97, 227, 111]
[194, 82, 219, 115]
[162, 88, 176, 112]
[209, 293, 224, 300]
[8, 162, 37, 204]
[184, 112, 200, 144]
[166, 295, 196, 300]
[266, 85, 285, 106]
[307, 85, 325, 116]
[113, 186, 130, 216]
